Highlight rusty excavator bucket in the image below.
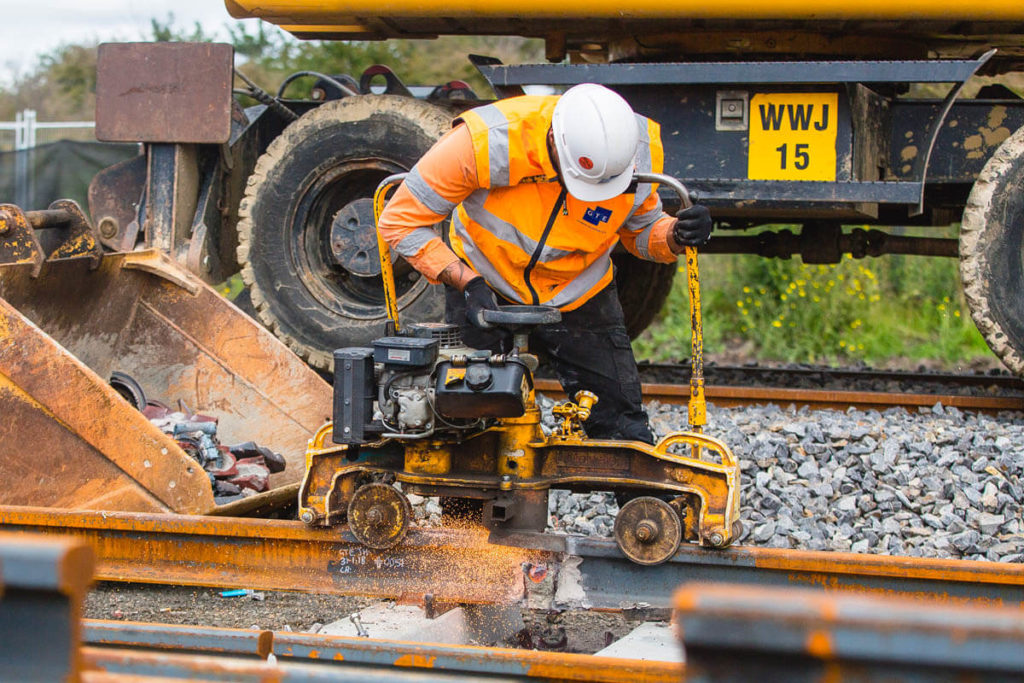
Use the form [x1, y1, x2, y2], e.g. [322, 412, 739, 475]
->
[0, 202, 332, 515]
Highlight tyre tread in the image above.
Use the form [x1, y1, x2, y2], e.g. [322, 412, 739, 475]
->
[960, 124, 1024, 375]
[236, 96, 450, 368]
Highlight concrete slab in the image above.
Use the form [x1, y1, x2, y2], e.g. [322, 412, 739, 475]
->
[594, 622, 684, 663]
[319, 601, 525, 646]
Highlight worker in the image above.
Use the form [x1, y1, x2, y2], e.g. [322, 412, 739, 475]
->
[378, 84, 712, 443]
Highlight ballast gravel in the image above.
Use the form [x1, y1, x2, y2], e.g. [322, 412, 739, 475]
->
[410, 395, 1023, 563]
[537, 396, 1024, 562]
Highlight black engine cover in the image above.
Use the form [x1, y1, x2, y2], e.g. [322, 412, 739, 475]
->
[434, 360, 528, 418]
[332, 347, 378, 445]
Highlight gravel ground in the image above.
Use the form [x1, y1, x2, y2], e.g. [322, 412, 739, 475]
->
[83, 583, 632, 653]
[536, 395, 1024, 562]
[84, 583, 371, 632]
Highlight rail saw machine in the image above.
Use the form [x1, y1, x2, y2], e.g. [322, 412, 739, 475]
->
[298, 173, 741, 565]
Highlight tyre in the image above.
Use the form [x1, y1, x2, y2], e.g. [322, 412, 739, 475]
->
[612, 253, 677, 339]
[960, 124, 1024, 376]
[237, 96, 451, 369]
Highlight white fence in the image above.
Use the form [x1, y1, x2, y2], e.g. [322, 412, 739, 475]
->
[0, 109, 97, 207]
[0, 109, 96, 152]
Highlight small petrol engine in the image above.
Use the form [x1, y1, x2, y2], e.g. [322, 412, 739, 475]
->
[332, 322, 530, 444]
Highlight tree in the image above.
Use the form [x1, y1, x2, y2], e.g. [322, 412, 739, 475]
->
[235, 33, 543, 98]
[0, 14, 544, 123]
[150, 13, 218, 43]
[0, 43, 98, 121]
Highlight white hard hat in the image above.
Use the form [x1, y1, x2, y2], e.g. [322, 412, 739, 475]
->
[551, 84, 639, 202]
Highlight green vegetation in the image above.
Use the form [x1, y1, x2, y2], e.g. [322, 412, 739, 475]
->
[227, 24, 541, 98]
[178, 15, 541, 99]
[633, 226, 993, 368]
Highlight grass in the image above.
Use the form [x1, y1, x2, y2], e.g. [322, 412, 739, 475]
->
[632, 226, 994, 369]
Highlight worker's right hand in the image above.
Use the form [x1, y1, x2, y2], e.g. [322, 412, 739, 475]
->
[673, 204, 713, 247]
[463, 277, 499, 329]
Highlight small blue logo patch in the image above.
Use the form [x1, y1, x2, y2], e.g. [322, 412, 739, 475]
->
[583, 206, 613, 226]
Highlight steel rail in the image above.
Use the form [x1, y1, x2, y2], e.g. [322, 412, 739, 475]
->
[80, 647, 675, 682]
[0, 532, 95, 682]
[675, 583, 1024, 679]
[491, 531, 1024, 610]
[534, 378, 1024, 412]
[81, 621, 680, 682]
[0, 506, 539, 605]
[636, 363, 1024, 391]
[2, 506, 1021, 611]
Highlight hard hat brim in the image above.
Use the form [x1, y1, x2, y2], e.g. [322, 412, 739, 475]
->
[561, 164, 635, 202]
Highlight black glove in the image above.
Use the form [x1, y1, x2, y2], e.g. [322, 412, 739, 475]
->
[463, 277, 499, 329]
[673, 204, 713, 247]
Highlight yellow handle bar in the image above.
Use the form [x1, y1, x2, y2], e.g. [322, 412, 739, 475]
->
[633, 173, 706, 433]
[373, 173, 408, 333]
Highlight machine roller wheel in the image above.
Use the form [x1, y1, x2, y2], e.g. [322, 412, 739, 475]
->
[613, 496, 683, 565]
[347, 483, 413, 550]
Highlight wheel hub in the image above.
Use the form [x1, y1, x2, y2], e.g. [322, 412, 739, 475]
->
[613, 496, 683, 565]
[347, 482, 412, 550]
[635, 519, 659, 543]
[329, 198, 382, 277]
[365, 506, 384, 525]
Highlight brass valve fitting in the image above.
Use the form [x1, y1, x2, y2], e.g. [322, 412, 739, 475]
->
[552, 390, 599, 437]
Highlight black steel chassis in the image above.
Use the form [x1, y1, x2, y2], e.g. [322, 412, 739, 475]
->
[473, 52, 1024, 260]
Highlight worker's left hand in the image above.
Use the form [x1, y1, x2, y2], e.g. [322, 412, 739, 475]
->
[673, 204, 713, 247]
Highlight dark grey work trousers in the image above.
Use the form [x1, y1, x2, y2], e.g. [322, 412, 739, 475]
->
[444, 281, 655, 443]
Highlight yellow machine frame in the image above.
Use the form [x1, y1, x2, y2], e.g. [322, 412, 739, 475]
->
[298, 172, 741, 562]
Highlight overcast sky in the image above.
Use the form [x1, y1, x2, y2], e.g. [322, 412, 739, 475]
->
[0, 0, 250, 86]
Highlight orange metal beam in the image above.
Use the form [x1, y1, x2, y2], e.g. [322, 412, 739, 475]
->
[520, 531, 1024, 609]
[225, 0, 1024, 22]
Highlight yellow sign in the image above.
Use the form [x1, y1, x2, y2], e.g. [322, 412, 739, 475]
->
[444, 367, 467, 386]
[748, 93, 839, 181]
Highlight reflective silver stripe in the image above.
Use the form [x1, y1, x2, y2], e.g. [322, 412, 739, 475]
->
[634, 114, 653, 174]
[628, 220, 660, 260]
[462, 192, 575, 262]
[393, 227, 439, 259]
[631, 117, 655, 212]
[474, 105, 511, 187]
[625, 204, 662, 230]
[622, 114, 660, 231]
[622, 182, 663, 252]
[452, 211, 525, 303]
[405, 166, 457, 216]
[631, 182, 654, 211]
[546, 244, 615, 308]
[625, 195, 665, 260]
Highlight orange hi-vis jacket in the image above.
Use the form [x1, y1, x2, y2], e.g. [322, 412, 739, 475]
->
[378, 95, 677, 311]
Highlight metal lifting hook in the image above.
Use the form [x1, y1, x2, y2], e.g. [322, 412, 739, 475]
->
[632, 173, 706, 435]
